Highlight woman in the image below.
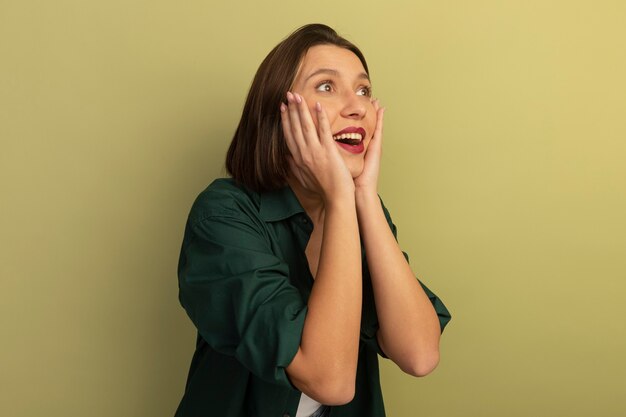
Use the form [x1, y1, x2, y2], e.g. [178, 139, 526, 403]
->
[176, 24, 451, 417]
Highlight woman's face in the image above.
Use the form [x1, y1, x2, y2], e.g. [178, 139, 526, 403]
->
[291, 44, 376, 178]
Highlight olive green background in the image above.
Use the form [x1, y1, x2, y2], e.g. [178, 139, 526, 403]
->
[2, 0, 625, 416]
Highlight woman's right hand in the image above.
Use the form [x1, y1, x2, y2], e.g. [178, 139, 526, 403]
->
[280, 92, 354, 201]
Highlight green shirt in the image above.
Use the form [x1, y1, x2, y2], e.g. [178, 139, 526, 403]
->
[176, 178, 451, 417]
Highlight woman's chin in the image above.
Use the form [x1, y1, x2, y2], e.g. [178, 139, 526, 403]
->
[348, 164, 365, 179]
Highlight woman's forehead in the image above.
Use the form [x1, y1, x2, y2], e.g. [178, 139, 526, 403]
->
[295, 45, 368, 84]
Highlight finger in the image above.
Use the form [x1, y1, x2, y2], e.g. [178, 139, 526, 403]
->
[280, 101, 301, 160]
[286, 92, 308, 151]
[372, 104, 385, 144]
[294, 93, 321, 147]
[367, 105, 385, 159]
[370, 99, 383, 144]
[315, 101, 335, 148]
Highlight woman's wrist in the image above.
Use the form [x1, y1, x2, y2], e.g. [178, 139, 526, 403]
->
[324, 192, 357, 214]
[323, 182, 355, 205]
[355, 186, 379, 207]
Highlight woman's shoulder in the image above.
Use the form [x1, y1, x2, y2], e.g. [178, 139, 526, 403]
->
[188, 178, 262, 225]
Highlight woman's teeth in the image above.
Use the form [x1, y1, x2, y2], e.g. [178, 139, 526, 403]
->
[332, 133, 363, 141]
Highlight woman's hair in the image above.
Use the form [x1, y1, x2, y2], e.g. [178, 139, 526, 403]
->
[225, 23, 369, 192]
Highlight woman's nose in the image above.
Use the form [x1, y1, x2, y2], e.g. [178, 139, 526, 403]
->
[339, 94, 367, 119]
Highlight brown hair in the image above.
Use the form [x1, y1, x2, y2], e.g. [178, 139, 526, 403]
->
[225, 23, 369, 192]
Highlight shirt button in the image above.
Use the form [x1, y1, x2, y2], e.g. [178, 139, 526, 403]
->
[283, 414, 290, 417]
[302, 218, 308, 224]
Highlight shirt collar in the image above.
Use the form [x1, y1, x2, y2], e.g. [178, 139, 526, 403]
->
[259, 185, 305, 222]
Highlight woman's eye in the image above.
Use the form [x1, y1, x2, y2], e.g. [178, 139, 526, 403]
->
[357, 86, 372, 96]
[315, 82, 333, 92]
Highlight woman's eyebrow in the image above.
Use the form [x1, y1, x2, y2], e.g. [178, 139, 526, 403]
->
[305, 68, 370, 82]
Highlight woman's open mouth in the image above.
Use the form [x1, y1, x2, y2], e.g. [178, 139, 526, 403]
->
[332, 127, 366, 154]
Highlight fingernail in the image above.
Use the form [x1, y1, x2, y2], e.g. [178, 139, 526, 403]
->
[280, 103, 286, 112]
[294, 93, 302, 104]
[315, 102, 322, 112]
[286, 92, 294, 102]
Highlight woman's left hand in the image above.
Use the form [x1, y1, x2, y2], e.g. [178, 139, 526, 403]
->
[354, 99, 385, 195]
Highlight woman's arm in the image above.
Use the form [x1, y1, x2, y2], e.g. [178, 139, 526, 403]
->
[356, 192, 442, 376]
[281, 93, 362, 404]
[286, 196, 361, 404]
[353, 103, 441, 376]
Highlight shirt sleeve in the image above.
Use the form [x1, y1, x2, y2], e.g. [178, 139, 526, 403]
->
[178, 206, 307, 388]
[361, 199, 452, 356]
[381, 200, 452, 332]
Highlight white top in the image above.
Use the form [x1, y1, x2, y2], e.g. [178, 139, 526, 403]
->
[296, 393, 323, 417]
